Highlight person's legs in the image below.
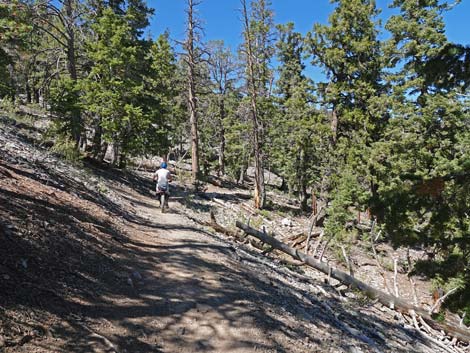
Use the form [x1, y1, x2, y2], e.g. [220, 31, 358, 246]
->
[165, 190, 169, 207]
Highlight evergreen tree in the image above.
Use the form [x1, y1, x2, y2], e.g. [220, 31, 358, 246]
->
[205, 40, 239, 176]
[273, 23, 323, 211]
[0, 1, 33, 99]
[28, 0, 88, 147]
[81, 7, 145, 166]
[306, 0, 384, 239]
[373, 0, 470, 316]
[137, 32, 178, 157]
[87, 0, 153, 38]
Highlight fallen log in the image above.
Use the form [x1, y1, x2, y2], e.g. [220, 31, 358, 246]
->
[212, 197, 228, 208]
[286, 231, 305, 242]
[191, 212, 266, 251]
[235, 221, 470, 343]
[240, 202, 257, 215]
[291, 234, 308, 248]
[290, 232, 321, 248]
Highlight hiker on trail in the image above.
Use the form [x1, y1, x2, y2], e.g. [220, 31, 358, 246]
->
[153, 162, 172, 200]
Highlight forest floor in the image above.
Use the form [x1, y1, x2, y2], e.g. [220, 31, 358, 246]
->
[0, 112, 461, 353]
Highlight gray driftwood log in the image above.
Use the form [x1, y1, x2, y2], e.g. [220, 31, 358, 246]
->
[235, 221, 470, 343]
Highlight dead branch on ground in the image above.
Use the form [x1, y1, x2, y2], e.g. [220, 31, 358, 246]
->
[235, 220, 470, 344]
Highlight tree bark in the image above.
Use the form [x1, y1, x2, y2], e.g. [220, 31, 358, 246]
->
[242, 0, 265, 209]
[92, 117, 103, 159]
[299, 147, 308, 211]
[235, 221, 470, 343]
[64, 0, 82, 148]
[238, 163, 246, 185]
[26, 82, 31, 104]
[186, 0, 200, 184]
[331, 108, 338, 145]
[218, 98, 226, 176]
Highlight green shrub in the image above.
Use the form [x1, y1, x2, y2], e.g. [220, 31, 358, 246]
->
[50, 136, 81, 163]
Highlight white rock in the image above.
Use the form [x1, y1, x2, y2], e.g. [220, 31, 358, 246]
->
[281, 218, 293, 227]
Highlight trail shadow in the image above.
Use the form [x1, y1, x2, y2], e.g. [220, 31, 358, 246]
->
[199, 191, 252, 203]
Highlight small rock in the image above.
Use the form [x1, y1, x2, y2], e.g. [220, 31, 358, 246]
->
[347, 346, 363, 353]
[281, 218, 293, 227]
[177, 327, 186, 335]
[131, 271, 142, 281]
[2, 274, 10, 280]
[196, 303, 211, 313]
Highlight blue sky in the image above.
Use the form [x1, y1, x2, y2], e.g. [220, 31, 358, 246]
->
[147, 0, 470, 48]
[146, 0, 469, 81]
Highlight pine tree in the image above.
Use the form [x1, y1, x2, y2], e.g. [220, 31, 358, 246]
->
[273, 23, 322, 211]
[81, 7, 144, 166]
[205, 40, 239, 176]
[373, 0, 470, 315]
[0, 1, 32, 98]
[28, 0, 88, 147]
[306, 0, 384, 239]
[138, 32, 178, 157]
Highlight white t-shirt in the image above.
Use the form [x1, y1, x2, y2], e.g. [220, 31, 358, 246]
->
[155, 168, 171, 187]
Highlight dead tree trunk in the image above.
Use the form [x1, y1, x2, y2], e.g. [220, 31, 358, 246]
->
[331, 108, 338, 145]
[298, 147, 308, 211]
[218, 98, 226, 176]
[241, 0, 265, 209]
[185, 0, 200, 184]
[62, 0, 82, 148]
[235, 221, 470, 343]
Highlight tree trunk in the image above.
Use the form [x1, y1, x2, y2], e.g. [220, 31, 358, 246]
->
[111, 143, 119, 166]
[238, 164, 246, 185]
[98, 142, 108, 162]
[64, 0, 81, 149]
[33, 87, 40, 104]
[26, 82, 31, 104]
[311, 192, 318, 215]
[7, 64, 15, 100]
[331, 108, 338, 145]
[242, 0, 265, 209]
[218, 98, 226, 176]
[92, 117, 103, 159]
[118, 153, 127, 169]
[253, 119, 266, 208]
[299, 147, 308, 211]
[186, 0, 200, 184]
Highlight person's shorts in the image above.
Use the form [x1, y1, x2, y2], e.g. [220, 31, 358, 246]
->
[156, 183, 170, 195]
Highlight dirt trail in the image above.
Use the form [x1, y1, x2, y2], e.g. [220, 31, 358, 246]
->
[76, 185, 328, 353]
[30, 182, 440, 353]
